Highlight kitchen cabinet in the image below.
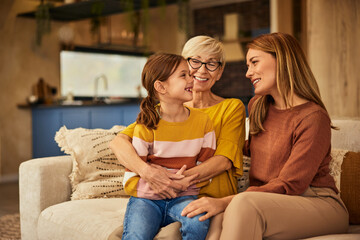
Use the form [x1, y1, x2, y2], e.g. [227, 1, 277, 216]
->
[31, 103, 140, 158]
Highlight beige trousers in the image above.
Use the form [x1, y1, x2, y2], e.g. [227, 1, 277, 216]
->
[220, 187, 349, 240]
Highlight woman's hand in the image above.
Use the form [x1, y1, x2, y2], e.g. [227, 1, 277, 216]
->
[181, 196, 233, 221]
[174, 165, 200, 190]
[150, 164, 199, 195]
[183, 155, 232, 185]
[138, 164, 186, 199]
[172, 174, 199, 192]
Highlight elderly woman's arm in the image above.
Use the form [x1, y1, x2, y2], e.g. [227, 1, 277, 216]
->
[110, 133, 187, 199]
[184, 155, 231, 183]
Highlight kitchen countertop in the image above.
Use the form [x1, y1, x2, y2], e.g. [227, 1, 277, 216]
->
[17, 98, 142, 109]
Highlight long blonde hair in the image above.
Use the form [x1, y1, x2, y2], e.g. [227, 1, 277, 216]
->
[137, 53, 184, 130]
[248, 32, 332, 135]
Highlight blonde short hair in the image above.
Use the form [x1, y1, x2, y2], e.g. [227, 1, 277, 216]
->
[181, 36, 225, 67]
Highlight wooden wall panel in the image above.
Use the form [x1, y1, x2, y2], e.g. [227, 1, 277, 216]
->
[307, 0, 360, 118]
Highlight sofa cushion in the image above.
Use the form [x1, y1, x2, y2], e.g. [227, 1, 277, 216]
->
[38, 198, 129, 240]
[340, 151, 360, 225]
[38, 198, 182, 240]
[55, 125, 128, 200]
[331, 119, 360, 152]
[237, 156, 251, 192]
[301, 233, 360, 240]
[329, 149, 348, 191]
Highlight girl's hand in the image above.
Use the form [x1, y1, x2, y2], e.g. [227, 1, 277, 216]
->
[173, 174, 199, 191]
[181, 196, 231, 221]
[151, 164, 199, 194]
[139, 164, 186, 199]
[173, 165, 199, 190]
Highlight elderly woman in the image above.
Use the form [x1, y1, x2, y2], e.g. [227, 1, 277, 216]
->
[110, 35, 246, 238]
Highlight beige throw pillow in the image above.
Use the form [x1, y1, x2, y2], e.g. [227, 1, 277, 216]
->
[329, 148, 348, 191]
[55, 125, 128, 200]
[237, 156, 251, 193]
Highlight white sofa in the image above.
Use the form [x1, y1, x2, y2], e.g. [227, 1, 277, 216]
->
[19, 119, 360, 240]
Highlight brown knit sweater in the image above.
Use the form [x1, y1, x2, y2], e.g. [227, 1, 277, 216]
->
[245, 97, 338, 195]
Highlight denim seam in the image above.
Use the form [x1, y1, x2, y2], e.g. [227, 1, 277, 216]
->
[122, 197, 135, 239]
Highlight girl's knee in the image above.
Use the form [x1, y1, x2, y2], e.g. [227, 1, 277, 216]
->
[189, 215, 210, 228]
[181, 215, 210, 235]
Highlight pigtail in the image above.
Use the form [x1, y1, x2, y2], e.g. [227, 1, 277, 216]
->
[137, 96, 160, 130]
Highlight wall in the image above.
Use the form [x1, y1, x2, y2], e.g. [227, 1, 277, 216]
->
[0, 0, 62, 180]
[307, 0, 360, 118]
[270, 0, 293, 34]
[0, 0, 183, 179]
[192, 0, 270, 103]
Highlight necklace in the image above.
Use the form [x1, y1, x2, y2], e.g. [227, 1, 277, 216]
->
[156, 106, 162, 119]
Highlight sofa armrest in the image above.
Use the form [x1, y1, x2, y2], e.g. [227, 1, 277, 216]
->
[19, 155, 73, 240]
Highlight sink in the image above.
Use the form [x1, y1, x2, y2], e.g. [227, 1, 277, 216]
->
[61, 100, 83, 105]
[104, 98, 128, 104]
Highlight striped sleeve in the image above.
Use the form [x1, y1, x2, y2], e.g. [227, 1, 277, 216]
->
[120, 121, 136, 138]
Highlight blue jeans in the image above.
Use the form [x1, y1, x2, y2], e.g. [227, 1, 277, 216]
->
[122, 196, 210, 240]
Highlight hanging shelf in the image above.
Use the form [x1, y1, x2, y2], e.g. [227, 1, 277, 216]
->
[17, 0, 178, 22]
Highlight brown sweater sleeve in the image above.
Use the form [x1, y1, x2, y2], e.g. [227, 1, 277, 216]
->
[246, 110, 332, 195]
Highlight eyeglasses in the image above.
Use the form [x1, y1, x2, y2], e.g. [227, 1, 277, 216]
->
[187, 58, 222, 72]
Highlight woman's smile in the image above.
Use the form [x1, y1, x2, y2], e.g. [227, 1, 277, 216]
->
[194, 76, 208, 82]
[252, 78, 261, 86]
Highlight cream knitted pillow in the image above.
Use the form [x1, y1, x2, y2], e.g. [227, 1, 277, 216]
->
[55, 125, 128, 200]
[237, 156, 251, 193]
[329, 148, 348, 191]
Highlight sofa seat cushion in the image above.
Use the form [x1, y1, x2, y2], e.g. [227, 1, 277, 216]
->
[301, 234, 360, 240]
[38, 198, 129, 240]
[300, 226, 360, 239]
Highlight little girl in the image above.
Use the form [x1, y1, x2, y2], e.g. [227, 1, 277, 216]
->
[121, 53, 216, 240]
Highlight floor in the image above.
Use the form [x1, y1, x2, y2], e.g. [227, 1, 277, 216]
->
[0, 182, 19, 217]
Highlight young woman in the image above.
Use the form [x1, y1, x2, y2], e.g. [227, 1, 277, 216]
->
[121, 53, 216, 240]
[110, 36, 246, 239]
[182, 32, 349, 239]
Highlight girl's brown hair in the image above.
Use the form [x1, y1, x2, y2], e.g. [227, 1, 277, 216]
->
[137, 53, 185, 129]
[247, 32, 333, 135]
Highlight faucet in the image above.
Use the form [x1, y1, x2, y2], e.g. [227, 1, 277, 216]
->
[93, 74, 108, 102]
